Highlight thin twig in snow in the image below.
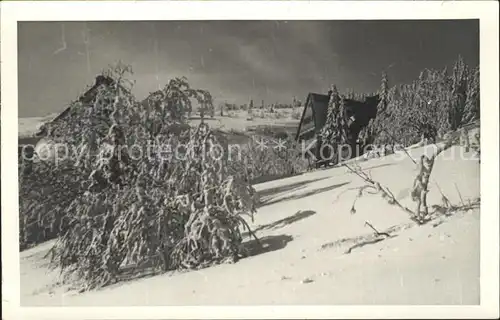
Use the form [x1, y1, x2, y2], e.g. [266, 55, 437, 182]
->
[454, 183, 466, 207]
[343, 163, 416, 219]
[364, 221, 390, 238]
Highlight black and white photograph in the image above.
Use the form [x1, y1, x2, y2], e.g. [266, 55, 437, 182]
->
[2, 1, 499, 318]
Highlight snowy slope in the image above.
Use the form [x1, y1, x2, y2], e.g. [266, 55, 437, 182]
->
[20, 143, 480, 306]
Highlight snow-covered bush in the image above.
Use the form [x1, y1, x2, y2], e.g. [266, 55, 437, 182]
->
[19, 63, 258, 290]
[230, 133, 309, 184]
[369, 56, 480, 147]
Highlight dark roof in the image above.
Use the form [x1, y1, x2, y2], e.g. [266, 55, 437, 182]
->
[295, 92, 381, 142]
[343, 94, 380, 129]
[307, 93, 330, 131]
[51, 75, 115, 123]
[308, 93, 330, 104]
[295, 93, 330, 141]
[34, 75, 117, 137]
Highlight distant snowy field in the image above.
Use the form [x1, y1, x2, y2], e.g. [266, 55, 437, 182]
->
[18, 114, 58, 138]
[18, 110, 299, 139]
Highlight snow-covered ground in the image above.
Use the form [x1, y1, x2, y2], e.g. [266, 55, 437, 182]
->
[20, 142, 480, 306]
[18, 114, 59, 138]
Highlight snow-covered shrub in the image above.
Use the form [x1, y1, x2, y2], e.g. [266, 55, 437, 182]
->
[232, 133, 309, 183]
[19, 63, 258, 290]
[370, 56, 480, 147]
[291, 108, 302, 120]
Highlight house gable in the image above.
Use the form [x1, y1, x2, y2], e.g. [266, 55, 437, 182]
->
[294, 91, 381, 164]
[295, 93, 330, 141]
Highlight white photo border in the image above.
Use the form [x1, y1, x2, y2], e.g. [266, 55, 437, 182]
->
[2, 1, 499, 319]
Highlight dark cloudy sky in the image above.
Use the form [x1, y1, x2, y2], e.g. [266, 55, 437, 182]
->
[18, 20, 479, 118]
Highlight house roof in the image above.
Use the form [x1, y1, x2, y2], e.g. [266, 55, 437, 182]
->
[50, 75, 115, 124]
[295, 92, 330, 141]
[295, 92, 381, 142]
[32, 75, 118, 137]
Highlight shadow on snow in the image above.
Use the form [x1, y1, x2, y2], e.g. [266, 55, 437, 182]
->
[241, 234, 294, 258]
[260, 181, 351, 207]
[252, 210, 317, 233]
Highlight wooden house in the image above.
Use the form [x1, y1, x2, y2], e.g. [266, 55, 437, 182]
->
[294, 93, 331, 165]
[295, 92, 380, 167]
[18, 75, 117, 160]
